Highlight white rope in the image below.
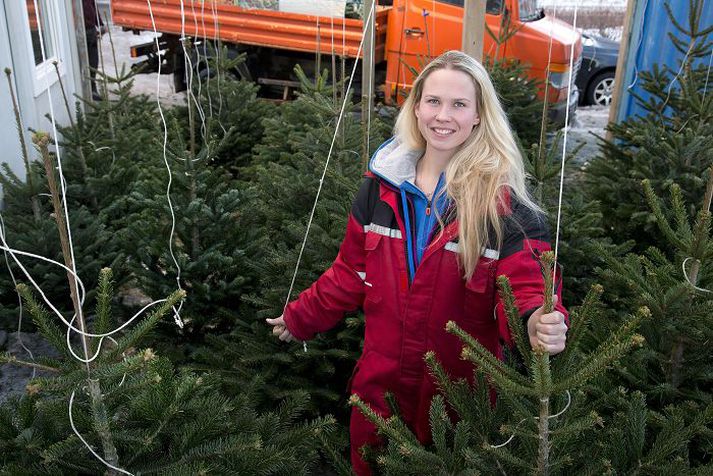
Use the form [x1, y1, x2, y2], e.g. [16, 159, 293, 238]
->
[490, 390, 572, 449]
[626, 0, 649, 90]
[188, 0, 208, 140]
[31, 0, 93, 373]
[284, 2, 376, 352]
[68, 389, 134, 476]
[701, 45, 713, 103]
[366, 0, 374, 155]
[0, 228, 170, 339]
[147, 0, 185, 328]
[552, 0, 580, 295]
[660, 41, 695, 115]
[682, 257, 712, 293]
[0, 216, 36, 379]
[211, 0, 227, 134]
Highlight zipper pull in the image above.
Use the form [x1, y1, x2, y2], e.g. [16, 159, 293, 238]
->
[426, 199, 431, 216]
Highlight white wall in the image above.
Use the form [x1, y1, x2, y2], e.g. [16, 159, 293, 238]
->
[0, 0, 82, 188]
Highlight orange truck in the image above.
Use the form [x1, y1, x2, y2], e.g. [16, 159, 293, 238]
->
[112, 0, 581, 124]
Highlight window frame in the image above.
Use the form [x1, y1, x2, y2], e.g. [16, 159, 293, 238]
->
[435, 0, 506, 15]
[23, 0, 66, 97]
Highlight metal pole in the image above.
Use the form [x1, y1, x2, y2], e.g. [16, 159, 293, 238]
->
[71, 0, 92, 100]
[461, 0, 486, 62]
[362, 0, 375, 170]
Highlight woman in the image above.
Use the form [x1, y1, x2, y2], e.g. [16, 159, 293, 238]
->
[267, 50, 568, 475]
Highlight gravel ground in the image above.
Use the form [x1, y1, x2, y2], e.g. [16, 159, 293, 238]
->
[0, 331, 59, 404]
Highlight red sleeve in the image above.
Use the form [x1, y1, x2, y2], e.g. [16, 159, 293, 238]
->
[493, 206, 568, 347]
[282, 214, 366, 341]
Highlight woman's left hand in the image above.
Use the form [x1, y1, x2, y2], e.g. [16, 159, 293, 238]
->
[527, 295, 567, 355]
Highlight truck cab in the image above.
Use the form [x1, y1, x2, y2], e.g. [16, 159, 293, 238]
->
[385, 0, 582, 124]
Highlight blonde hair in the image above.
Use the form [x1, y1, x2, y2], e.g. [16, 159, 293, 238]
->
[394, 50, 539, 280]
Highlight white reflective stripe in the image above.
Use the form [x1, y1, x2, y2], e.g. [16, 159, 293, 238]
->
[483, 248, 500, 260]
[363, 223, 403, 239]
[445, 241, 459, 252]
[444, 241, 500, 260]
[356, 271, 366, 280]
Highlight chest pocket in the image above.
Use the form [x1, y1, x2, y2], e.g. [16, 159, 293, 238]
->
[364, 232, 383, 304]
[463, 256, 498, 322]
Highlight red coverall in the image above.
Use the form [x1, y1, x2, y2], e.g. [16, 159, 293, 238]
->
[283, 138, 567, 475]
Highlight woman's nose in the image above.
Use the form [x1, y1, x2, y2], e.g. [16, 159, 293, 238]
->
[435, 105, 451, 121]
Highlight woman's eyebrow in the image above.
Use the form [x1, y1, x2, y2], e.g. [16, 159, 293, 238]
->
[423, 94, 471, 102]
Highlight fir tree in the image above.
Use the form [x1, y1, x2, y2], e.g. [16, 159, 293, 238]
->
[0, 133, 123, 330]
[585, 0, 713, 250]
[351, 253, 649, 475]
[119, 112, 252, 348]
[592, 170, 713, 409]
[0, 269, 335, 475]
[194, 66, 391, 418]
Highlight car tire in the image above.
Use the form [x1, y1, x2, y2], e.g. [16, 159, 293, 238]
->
[585, 71, 615, 106]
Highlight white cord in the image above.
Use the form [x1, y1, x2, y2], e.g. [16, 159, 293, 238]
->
[200, 0, 214, 123]
[68, 389, 134, 476]
[490, 390, 572, 449]
[682, 257, 712, 293]
[211, 0, 227, 134]
[552, 0, 580, 296]
[660, 42, 695, 115]
[0, 229, 169, 339]
[366, 0, 374, 153]
[179, 0, 207, 146]
[188, 0, 208, 140]
[147, 0, 185, 328]
[284, 2, 376, 353]
[32, 0, 93, 371]
[626, 0, 649, 90]
[701, 45, 712, 103]
[0, 215, 36, 378]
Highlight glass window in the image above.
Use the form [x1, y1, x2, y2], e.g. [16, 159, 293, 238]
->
[26, 0, 56, 66]
[437, 0, 506, 15]
[519, 0, 543, 21]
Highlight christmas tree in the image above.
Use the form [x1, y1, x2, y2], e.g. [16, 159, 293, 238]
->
[585, 0, 713, 250]
[194, 66, 391, 419]
[351, 253, 652, 474]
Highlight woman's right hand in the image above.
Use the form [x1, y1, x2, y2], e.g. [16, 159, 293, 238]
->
[266, 315, 296, 343]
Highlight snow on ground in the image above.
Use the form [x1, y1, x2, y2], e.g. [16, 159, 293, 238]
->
[539, 0, 627, 8]
[567, 105, 609, 163]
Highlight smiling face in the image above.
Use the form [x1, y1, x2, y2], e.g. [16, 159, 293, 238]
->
[414, 67, 481, 160]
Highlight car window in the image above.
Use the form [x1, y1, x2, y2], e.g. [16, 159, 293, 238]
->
[437, 0, 506, 15]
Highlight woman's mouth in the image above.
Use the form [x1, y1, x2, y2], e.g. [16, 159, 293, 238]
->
[431, 127, 455, 137]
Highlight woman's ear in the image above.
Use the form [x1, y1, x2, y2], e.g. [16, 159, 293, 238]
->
[473, 114, 480, 127]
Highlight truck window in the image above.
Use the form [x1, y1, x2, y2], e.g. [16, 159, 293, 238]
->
[519, 0, 545, 22]
[437, 0, 505, 15]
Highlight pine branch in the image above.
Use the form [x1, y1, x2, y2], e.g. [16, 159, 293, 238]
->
[497, 275, 532, 363]
[447, 321, 535, 395]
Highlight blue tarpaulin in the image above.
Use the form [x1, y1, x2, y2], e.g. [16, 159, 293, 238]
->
[615, 0, 713, 123]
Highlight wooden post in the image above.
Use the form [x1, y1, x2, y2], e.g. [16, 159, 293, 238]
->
[362, 0, 376, 169]
[607, 0, 638, 139]
[71, 0, 93, 100]
[461, 0, 487, 61]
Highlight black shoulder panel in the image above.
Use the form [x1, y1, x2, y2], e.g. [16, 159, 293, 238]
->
[500, 198, 551, 260]
[351, 176, 381, 226]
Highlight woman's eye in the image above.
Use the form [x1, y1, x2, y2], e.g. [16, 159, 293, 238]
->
[454, 102, 465, 107]
[426, 98, 439, 105]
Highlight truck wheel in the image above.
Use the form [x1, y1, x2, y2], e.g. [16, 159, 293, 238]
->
[586, 71, 615, 107]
